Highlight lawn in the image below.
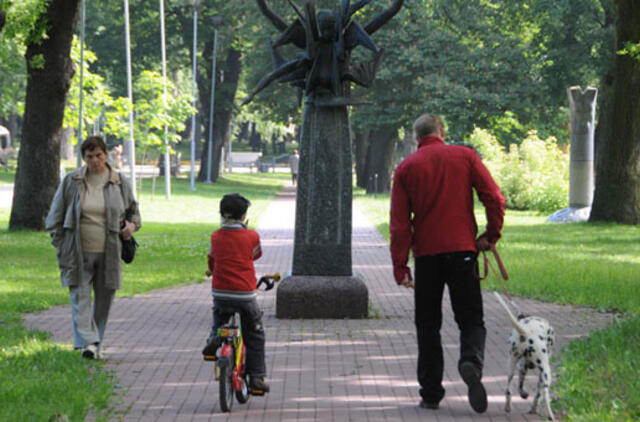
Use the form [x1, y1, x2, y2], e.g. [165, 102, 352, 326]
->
[354, 188, 640, 421]
[0, 171, 287, 421]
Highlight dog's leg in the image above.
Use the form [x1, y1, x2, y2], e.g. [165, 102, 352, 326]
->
[518, 360, 529, 399]
[505, 354, 518, 412]
[529, 371, 542, 415]
[540, 360, 555, 421]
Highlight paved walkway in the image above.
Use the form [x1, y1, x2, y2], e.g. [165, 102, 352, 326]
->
[25, 186, 616, 421]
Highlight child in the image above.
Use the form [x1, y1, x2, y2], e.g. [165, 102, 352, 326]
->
[201, 193, 270, 394]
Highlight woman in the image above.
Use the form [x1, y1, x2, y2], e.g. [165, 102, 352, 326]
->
[46, 136, 140, 359]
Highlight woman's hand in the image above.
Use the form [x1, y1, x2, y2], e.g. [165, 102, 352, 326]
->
[120, 220, 136, 240]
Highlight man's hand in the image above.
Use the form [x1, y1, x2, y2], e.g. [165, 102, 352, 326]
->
[476, 236, 491, 251]
[120, 220, 136, 240]
[399, 274, 414, 289]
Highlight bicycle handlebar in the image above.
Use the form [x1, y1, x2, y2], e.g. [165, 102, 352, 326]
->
[257, 273, 281, 291]
[204, 271, 281, 291]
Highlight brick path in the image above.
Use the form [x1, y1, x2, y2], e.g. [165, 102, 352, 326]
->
[25, 186, 616, 421]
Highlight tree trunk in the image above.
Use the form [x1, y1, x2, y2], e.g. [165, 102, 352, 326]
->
[354, 130, 370, 189]
[363, 125, 398, 194]
[197, 44, 241, 182]
[590, 0, 640, 224]
[9, 0, 79, 231]
[0, 7, 6, 33]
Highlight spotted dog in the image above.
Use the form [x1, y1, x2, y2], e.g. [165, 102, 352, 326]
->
[493, 292, 555, 421]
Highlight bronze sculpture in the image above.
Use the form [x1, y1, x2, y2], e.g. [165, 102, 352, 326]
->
[245, 0, 404, 319]
[243, 0, 405, 106]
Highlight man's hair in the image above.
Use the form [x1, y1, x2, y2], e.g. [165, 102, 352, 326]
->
[413, 114, 444, 139]
[81, 136, 108, 156]
[220, 193, 251, 219]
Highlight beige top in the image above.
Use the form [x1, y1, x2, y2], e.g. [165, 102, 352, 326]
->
[80, 170, 109, 253]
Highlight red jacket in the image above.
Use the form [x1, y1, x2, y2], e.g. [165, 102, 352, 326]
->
[208, 226, 262, 292]
[390, 135, 505, 283]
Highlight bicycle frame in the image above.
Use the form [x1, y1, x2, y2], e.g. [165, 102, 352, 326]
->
[215, 316, 246, 390]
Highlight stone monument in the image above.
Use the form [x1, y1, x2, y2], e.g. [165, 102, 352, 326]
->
[548, 86, 597, 223]
[244, 0, 404, 318]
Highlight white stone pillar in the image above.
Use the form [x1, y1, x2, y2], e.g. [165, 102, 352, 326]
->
[568, 86, 597, 207]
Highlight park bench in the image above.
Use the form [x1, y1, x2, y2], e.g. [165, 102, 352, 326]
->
[229, 152, 262, 172]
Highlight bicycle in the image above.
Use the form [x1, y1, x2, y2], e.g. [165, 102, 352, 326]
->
[214, 273, 280, 412]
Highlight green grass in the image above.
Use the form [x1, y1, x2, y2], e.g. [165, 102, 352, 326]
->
[0, 172, 287, 421]
[0, 171, 15, 185]
[354, 188, 640, 420]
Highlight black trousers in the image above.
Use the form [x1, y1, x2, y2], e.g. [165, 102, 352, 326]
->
[414, 251, 486, 403]
[210, 297, 266, 378]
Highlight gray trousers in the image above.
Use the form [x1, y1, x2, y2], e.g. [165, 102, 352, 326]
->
[69, 252, 115, 351]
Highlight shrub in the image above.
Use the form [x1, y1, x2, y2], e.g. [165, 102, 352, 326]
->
[467, 128, 569, 213]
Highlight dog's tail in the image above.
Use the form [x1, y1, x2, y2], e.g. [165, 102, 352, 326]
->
[493, 292, 527, 336]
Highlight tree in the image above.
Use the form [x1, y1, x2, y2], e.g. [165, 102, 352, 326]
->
[590, 1, 640, 224]
[104, 70, 193, 162]
[9, 0, 79, 230]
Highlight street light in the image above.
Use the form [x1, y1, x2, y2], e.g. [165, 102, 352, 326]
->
[123, 0, 137, 198]
[76, 0, 86, 168]
[190, 0, 200, 191]
[160, 0, 171, 199]
[205, 14, 222, 183]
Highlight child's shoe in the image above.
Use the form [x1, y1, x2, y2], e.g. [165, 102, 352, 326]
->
[249, 377, 270, 395]
[202, 338, 221, 361]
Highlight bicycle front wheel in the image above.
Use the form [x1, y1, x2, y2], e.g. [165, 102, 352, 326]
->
[219, 365, 234, 412]
[235, 378, 250, 404]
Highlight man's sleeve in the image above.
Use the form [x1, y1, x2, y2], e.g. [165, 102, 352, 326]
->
[470, 154, 505, 243]
[389, 167, 413, 283]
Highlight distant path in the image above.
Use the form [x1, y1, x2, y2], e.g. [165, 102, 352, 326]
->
[24, 186, 616, 421]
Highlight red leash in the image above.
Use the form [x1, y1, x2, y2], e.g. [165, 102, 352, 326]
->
[479, 244, 512, 301]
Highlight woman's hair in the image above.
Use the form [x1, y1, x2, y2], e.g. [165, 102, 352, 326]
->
[81, 136, 108, 156]
[413, 114, 444, 139]
[220, 193, 251, 219]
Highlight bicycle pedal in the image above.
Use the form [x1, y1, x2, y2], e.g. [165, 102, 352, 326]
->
[203, 354, 217, 362]
[250, 389, 267, 396]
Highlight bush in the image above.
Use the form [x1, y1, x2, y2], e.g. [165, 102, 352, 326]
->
[467, 128, 568, 213]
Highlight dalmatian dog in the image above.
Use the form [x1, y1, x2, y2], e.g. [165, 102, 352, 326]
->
[493, 292, 556, 421]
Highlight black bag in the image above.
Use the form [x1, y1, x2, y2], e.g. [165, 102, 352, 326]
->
[121, 235, 138, 264]
[118, 176, 138, 264]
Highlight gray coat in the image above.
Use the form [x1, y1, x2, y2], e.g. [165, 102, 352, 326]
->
[45, 164, 141, 290]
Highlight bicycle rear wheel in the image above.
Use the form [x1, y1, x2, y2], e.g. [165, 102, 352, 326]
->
[219, 364, 234, 412]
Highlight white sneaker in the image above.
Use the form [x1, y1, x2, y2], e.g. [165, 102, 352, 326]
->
[82, 344, 98, 359]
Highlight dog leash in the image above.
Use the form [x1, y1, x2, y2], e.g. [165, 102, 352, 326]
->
[479, 244, 513, 302]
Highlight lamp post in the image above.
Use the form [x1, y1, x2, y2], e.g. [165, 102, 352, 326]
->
[76, 0, 86, 168]
[160, 0, 171, 199]
[124, 0, 137, 198]
[205, 14, 222, 183]
[189, 0, 199, 191]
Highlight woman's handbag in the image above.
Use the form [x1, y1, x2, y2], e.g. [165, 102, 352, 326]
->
[118, 176, 138, 264]
[121, 234, 138, 264]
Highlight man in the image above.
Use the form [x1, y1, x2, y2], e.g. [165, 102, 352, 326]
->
[289, 149, 300, 186]
[390, 114, 504, 412]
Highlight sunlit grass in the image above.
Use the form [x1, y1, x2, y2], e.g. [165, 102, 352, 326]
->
[354, 187, 640, 420]
[354, 188, 640, 314]
[0, 172, 286, 421]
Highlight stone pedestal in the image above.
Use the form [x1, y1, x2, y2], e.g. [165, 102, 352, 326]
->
[276, 95, 368, 319]
[292, 98, 353, 276]
[276, 276, 368, 319]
